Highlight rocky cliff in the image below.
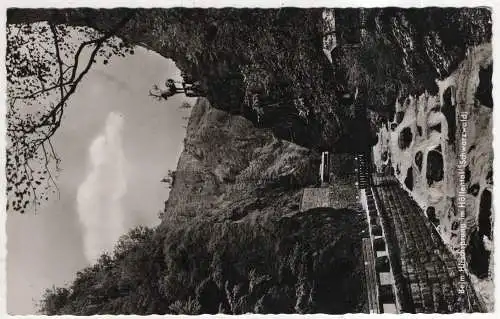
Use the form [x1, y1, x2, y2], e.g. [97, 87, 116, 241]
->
[8, 8, 491, 152]
[154, 97, 368, 314]
[372, 44, 493, 309]
[163, 98, 318, 223]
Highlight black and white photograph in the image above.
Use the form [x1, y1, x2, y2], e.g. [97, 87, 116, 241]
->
[3, 3, 495, 315]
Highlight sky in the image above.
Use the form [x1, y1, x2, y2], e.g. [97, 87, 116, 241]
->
[6, 41, 193, 314]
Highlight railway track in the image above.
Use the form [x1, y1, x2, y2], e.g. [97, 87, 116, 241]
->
[362, 238, 380, 313]
[371, 174, 485, 313]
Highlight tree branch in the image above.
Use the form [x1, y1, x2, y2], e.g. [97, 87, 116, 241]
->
[49, 23, 65, 100]
[26, 12, 136, 134]
[6, 10, 136, 212]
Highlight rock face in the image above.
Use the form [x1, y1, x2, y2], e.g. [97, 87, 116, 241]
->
[372, 44, 494, 310]
[7, 7, 491, 152]
[164, 98, 319, 223]
[39, 97, 368, 316]
[157, 98, 368, 314]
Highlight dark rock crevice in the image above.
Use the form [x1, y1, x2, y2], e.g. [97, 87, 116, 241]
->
[442, 86, 456, 145]
[468, 183, 480, 196]
[415, 151, 423, 171]
[466, 229, 490, 279]
[475, 64, 493, 108]
[404, 167, 414, 190]
[426, 206, 439, 226]
[465, 189, 492, 280]
[478, 189, 492, 240]
[426, 150, 444, 185]
[398, 127, 413, 150]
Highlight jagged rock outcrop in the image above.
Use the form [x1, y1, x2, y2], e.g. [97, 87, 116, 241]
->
[164, 98, 319, 223]
[154, 98, 369, 314]
[372, 44, 494, 310]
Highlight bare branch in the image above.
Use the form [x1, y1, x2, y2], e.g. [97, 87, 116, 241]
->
[37, 12, 136, 129]
[6, 11, 136, 212]
[49, 22, 65, 100]
[41, 143, 60, 199]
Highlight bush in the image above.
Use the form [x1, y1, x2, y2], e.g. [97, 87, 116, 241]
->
[168, 297, 202, 314]
[39, 207, 367, 315]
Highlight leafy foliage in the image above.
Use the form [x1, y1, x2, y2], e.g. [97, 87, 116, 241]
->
[168, 297, 202, 314]
[6, 15, 135, 213]
[38, 207, 367, 315]
[38, 225, 168, 315]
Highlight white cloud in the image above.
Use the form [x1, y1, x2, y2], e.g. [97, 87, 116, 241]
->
[76, 112, 128, 263]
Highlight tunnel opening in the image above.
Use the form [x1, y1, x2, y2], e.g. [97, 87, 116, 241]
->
[426, 150, 444, 186]
[478, 189, 492, 240]
[475, 63, 493, 108]
[381, 151, 388, 162]
[398, 127, 413, 150]
[442, 86, 456, 146]
[404, 167, 414, 191]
